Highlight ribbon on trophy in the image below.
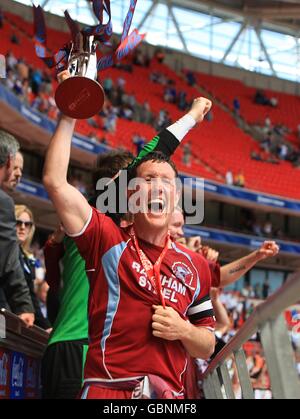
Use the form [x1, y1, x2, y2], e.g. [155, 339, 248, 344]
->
[33, 4, 70, 72]
[33, 0, 145, 73]
[97, 0, 145, 71]
[83, 0, 113, 44]
[33, 0, 145, 118]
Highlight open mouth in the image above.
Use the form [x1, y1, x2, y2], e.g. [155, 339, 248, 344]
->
[148, 199, 166, 214]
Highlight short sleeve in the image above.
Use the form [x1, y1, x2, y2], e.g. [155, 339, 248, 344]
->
[187, 256, 215, 331]
[68, 207, 117, 271]
[187, 293, 215, 331]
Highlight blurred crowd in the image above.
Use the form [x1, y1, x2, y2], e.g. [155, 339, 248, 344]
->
[0, 135, 51, 331]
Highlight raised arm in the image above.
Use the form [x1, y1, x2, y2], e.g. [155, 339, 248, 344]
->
[220, 241, 279, 287]
[128, 97, 212, 168]
[43, 72, 91, 235]
[210, 288, 231, 334]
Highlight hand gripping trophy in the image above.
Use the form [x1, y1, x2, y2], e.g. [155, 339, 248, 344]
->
[33, 0, 145, 119]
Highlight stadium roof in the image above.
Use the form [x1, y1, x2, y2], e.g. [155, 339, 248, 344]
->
[12, 0, 300, 81]
[180, 0, 300, 33]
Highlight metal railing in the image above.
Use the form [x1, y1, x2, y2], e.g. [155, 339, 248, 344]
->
[202, 271, 300, 399]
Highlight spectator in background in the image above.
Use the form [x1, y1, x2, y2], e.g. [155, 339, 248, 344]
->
[31, 69, 43, 95]
[233, 97, 240, 116]
[262, 278, 270, 299]
[156, 109, 171, 131]
[88, 132, 98, 144]
[133, 48, 147, 67]
[87, 117, 100, 130]
[263, 220, 273, 237]
[6, 51, 17, 71]
[4, 69, 15, 90]
[127, 92, 137, 109]
[164, 81, 177, 104]
[0, 130, 34, 326]
[10, 32, 19, 45]
[154, 48, 165, 63]
[225, 170, 234, 186]
[3, 150, 23, 193]
[278, 143, 289, 160]
[185, 70, 196, 87]
[31, 91, 49, 114]
[260, 132, 272, 153]
[177, 91, 188, 111]
[120, 104, 134, 121]
[254, 90, 269, 106]
[16, 58, 29, 81]
[241, 283, 255, 299]
[15, 204, 51, 331]
[269, 96, 278, 108]
[183, 142, 192, 167]
[103, 77, 113, 97]
[264, 115, 272, 132]
[254, 283, 261, 299]
[252, 219, 263, 236]
[103, 106, 118, 133]
[251, 150, 263, 161]
[139, 101, 153, 125]
[35, 281, 50, 325]
[234, 170, 245, 188]
[117, 76, 126, 92]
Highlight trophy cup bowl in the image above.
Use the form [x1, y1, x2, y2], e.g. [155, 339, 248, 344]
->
[55, 36, 105, 119]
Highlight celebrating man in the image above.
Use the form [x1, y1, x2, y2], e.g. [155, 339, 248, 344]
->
[43, 72, 215, 399]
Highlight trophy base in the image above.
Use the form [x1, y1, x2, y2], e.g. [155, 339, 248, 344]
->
[55, 77, 105, 119]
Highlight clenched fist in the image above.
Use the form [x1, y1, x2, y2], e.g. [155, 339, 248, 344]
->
[255, 241, 280, 261]
[188, 97, 212, 123]
[152, 305, 189, 341]
[57, 69, 71, 84]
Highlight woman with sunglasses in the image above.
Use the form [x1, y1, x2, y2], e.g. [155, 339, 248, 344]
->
[15, 205, 51, 331]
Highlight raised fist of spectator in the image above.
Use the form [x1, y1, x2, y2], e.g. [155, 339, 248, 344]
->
[256, 241, 279, 261]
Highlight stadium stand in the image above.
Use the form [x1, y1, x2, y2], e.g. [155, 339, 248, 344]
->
[2, 11, 300, 198]
[0, 2, 299, 401]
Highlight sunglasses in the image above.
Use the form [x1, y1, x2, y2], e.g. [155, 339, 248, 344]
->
[16, 220, 33, 229]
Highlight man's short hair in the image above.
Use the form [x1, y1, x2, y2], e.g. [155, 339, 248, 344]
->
[92, 150, 134, 189]
[0, 130, 19, 167]
[127, 151, 178, 181]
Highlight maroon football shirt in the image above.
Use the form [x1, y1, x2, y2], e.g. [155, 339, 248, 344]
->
[71, 207, 215, 395]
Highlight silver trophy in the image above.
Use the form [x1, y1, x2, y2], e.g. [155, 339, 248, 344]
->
[55, 33, 104, 119]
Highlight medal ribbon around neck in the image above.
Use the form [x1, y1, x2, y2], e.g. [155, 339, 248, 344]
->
[129, 227, 170, 309]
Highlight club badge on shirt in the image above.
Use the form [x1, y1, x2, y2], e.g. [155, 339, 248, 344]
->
[172, 262, 195, 290]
